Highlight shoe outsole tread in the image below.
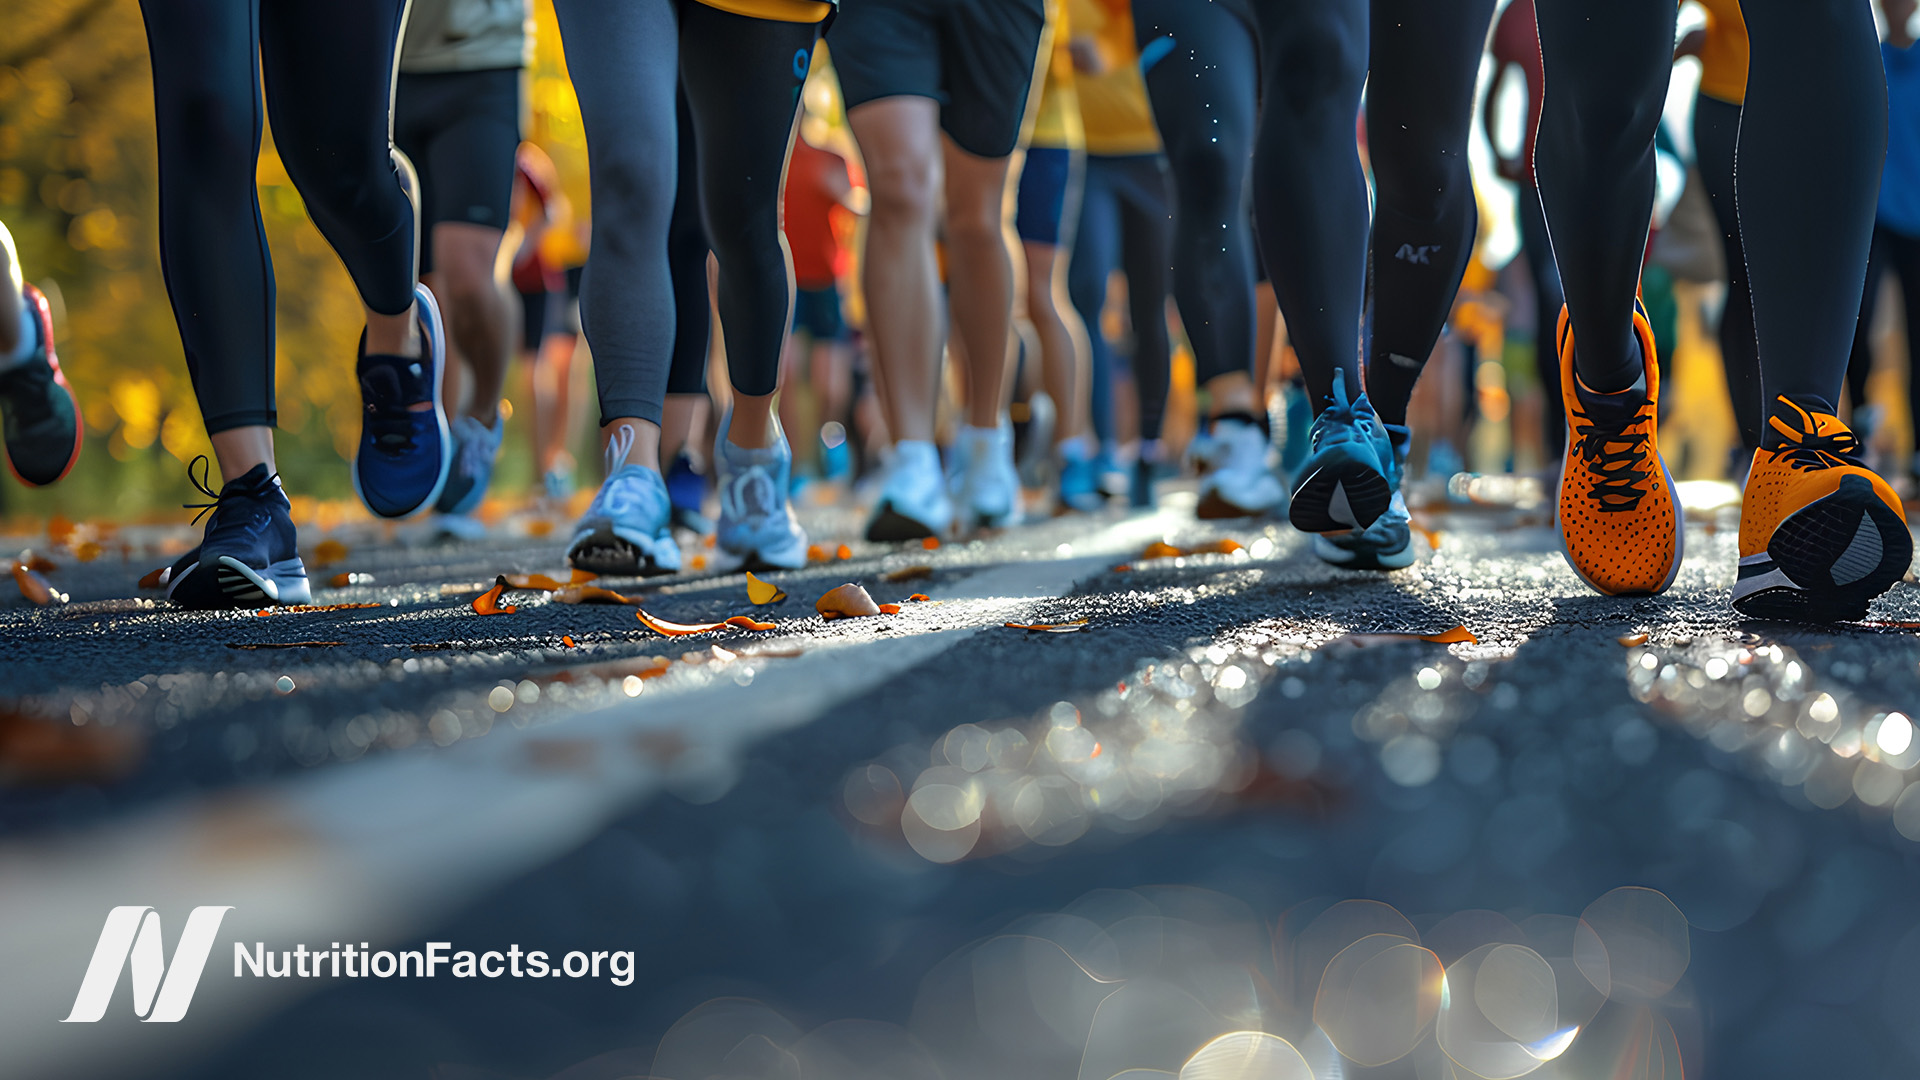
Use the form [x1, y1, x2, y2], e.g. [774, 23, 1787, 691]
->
[1734, 474, 1913, 623]
[1289, 464, 1390, 532]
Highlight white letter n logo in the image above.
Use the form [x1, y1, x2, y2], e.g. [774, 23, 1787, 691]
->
[62, 906, 232, 1023]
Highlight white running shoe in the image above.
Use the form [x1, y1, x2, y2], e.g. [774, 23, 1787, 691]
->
[866, 439, 954, 541]
[1198, 416, 1286, 519]
[956, 418, 1022, 530]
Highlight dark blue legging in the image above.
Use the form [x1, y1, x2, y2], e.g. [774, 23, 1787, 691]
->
[1068, 154, 1173, 444]
[138, 0, 416, 435]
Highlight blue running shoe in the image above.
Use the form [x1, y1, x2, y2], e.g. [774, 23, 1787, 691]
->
[1289, 380, 1391, 532]
[1058, 441, 1103, 512]
[1280, 381, 1313, 477]
[665, 451, 712, 536]
[353, 284, 452, 519]
[820, 421, 853, 482]
[435, 413, 504, 515]
[568, 424, 681, 576]
[166, 458, 312, 609]
[1314, 423, 1415, 570]
[714, 410, 810, 570]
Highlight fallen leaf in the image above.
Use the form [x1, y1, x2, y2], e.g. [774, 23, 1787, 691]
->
[836, 544, 853, 560]
[138, 566, 167, 590]
[807, 544, 829, 562]
[504, 573, 567, 591]
[816, 582, 880, 618]
[46, 515, 75, 545]
[1141, 541, 1184, 560]
[745, 572, 787, 605]
[725, 615, 777, 631]
[1332, 625, 1480, 648]
[1414, 525, 1443, 549]
[690, 554, 709, 571]
[327, 571, 374, 588]
[74, 541, 103, 562]
[1004, 620, 1090, 633]
[561, 635, 577, 648]
[570, 568, 599, 584]
[1193, 538, 1243, 554]
[226, 641, 343, 650]
[0, 703, 145, 785]
[17, 550, 57, 573]
[472, 577, 518, 615]
[1618, 632, 1650, 647]
[552, 585, 642, 605]
[921, 537, 941, 551]
[11, 561, 66, 605]
[1420, 625, 1478, 644]
[636, 609, 729, 636]
[877, 603, 901, 614]
[907, 593, 931, 602]
[882, 564, 933, 582]
[311, 538, 349, 567]
[526, 519, 556, 538]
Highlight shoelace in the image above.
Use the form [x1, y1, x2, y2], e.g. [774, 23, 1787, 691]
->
[361, 364, 420, 455]
[1308, 380, 1377, 447]
[1764, 398, 1862, 471]
[590, 424, 650, 520]
[1570, 398, 1653, 513]
[182, 455, 279, 526]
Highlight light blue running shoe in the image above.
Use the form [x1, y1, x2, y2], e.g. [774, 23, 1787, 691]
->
[714, 410, 809, 570]
[567, 424, 682, 576]
[353, 283, 453, 519]
[1289, 379, 1391, 532]
[435, 413, 505, 515]
[1314, 422, 1415, 570]
[1279, 381, 1313, 477]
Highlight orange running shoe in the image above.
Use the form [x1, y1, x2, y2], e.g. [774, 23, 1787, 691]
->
[1555, 302, 1682, 595]
[1734, 395, 1912, 622]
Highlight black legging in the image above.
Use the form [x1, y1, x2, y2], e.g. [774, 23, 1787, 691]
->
[1515, 182, 1567, 453]
[1359, 0, 1500, 427]
[1068, 153, 1174, 443]
[1133, 0, 1258, 391]
[1693, 93, 1761, 450]
[138, 0, 415, 435]
[1537, 0, 1882, 418]
[666, 90, 710, 397]
[555, 1, 814, 427]
[1850, 224, 1920, 432]
[1246, 0, 1370, 408]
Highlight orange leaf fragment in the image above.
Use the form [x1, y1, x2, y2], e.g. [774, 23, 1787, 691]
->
[1418, 625, 1478, 644]
[1193, 538, 1243, 554]
[12, 561, 63, 605]
[690, 554, 709, 571]
[724, 615, 776, 631]
[921, 537, 940, 550]
[18, 550, 57, 573]
[472, 577, 518, 615]
[836, 544, 853, 560]
[570, 568, 599, 585]
[636, 608, 727, 637]
[328, 571, 374, 588]
[526, 519, 556, 538]
[807, 544, 828, 563]
[745, 572, 787, 605]
[562, 635, 577, 648]
[138, 565, 167, 590]
[1141, 541, 1184, 560]
[882, 564, 933, 582]
[877, 603, 901, 614]
[312, 538, 349, 567]
[816, 582, 880, 618]
[1618, 632, 1650, 647]
[46, 515, 75, 544]
[74, 541, 103, 562]
[907, 593, 931, 602]
[1004, 619, 1090, 633]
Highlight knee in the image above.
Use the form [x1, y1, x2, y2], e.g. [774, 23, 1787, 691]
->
[863, 153, 938, 226]
[1166, 140, 1243, 221]
[1270, 15, 1365, 117]
[702, 195, 781, 270]
[591, 153, 675, 250]
[169, 82, 256, 168]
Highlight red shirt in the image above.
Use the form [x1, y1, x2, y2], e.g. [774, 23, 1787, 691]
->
[783, 136, 856, 290]
[1491, 0, 1545, 185]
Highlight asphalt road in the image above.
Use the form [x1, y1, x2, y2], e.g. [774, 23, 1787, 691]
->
[6, 487, 1920, 1080]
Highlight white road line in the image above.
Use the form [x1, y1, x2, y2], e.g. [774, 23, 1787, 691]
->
[0, 506, 1182, 1080]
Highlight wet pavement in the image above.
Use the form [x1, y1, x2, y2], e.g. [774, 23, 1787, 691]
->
[5, 486, 1920, 1079]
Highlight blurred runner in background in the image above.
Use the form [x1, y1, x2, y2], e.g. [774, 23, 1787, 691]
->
[0, 219, 81, 490]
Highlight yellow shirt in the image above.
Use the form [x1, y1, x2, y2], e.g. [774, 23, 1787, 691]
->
[1695, 0, 1748, 105]
[1070, 0, 1160, 156]
[698, 0, 832, 23]
[1030, 0, 1085, 149]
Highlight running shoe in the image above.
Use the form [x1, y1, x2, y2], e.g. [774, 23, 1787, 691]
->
[1058, 441, 1103, 512]
[1733, 395, 1912, 622]
[1279, 381, 1313, 478]
[434, 413, 504, 515]
[1131, 451, 1167, 510]
[1015, 392, 1056, 490]
[665, 451, 712, 536]
[1094, 443, 1128, 499]
[955, 419, 1022, 530]
[1289, 382, 1390, 532]
[353, 284, 452, 519]
[1314, 424, 1415, 570]
[1555, 302, 1682, 596]
[866, 439, 953, 541]
[713, 410, 809, 570]
[568, 424, 682, 576]
[1199, 415, 1286, 519]
[820, 421, 853, 482]
[166, 458, 312, 609]
[0, 283, 81, 486]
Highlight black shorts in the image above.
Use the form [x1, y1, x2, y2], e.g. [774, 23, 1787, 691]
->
[394, 68, 522, 273]
[828, 0, 1047, 159]
[792, 285, 846, 341]
[519, 288, 548, 352]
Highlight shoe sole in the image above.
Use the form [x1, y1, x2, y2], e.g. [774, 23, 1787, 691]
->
[3, 285, 82, 488]
[568, 524, 680, 577]
[1733, 475, 1913, 622]
[352, 284, 454, 520]
[1290, 462, 1389, 532]
[1313, 534, 1416, 571]
[168, 555, 312, 609]
[866, 503, 940, 542]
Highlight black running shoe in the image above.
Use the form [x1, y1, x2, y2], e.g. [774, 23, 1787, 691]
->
[0, 283, 81, 486]
[167, 458, 312, 609]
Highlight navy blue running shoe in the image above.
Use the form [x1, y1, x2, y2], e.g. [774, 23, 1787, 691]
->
[666, 450, 712, 536]
[167, 458, 311, 609]
[353, 284, 451, 518]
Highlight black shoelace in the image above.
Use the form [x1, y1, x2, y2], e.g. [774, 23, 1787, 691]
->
[183, 455, 279, 526]
[1571, 403, 1652, 513]
[361, 366, 419, 454]
[1767, 423, 1861, 471]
